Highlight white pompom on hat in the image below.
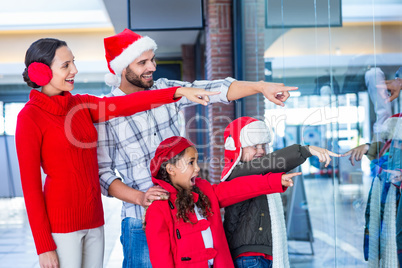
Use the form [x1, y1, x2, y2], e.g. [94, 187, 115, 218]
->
[221, 117, 271, 181]
[104, 28, 157, 87]
[380, 113, 402, 141]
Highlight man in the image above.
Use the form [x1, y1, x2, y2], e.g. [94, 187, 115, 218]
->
[96, 28, 297, 268]
[343, 67, 402, 164]
[385, 67, 402, 102]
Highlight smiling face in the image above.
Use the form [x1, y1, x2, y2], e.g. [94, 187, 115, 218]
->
[240, 143, 267, 162]
[42, 46, 78, 96]
[167, 147, 200, 191]
[123, 49, 157, 90]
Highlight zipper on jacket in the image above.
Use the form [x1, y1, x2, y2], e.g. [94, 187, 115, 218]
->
[168, 200, 174, 209]
[176, 229, 181, 239]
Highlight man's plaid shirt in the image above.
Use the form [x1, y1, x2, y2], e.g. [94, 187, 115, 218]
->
[95, 77, 234, 220]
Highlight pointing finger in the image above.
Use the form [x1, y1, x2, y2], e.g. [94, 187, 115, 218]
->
[328, 151, 341, 157]
[205, 91, 221, 95]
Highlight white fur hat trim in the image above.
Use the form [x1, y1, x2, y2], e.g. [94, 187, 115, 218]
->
[239, 120, 271, 147]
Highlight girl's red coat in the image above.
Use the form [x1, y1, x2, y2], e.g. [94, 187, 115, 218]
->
[145, 172, 285, 268]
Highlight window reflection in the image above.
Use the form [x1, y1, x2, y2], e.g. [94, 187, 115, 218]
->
[0, 102, 4, 135]
[4, 103, 24, 136]
[238, 0, 402, 266]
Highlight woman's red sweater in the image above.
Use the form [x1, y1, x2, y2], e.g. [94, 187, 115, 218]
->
[15, 87, 179, 255]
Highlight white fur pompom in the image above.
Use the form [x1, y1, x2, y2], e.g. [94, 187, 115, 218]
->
[380, 117, 402, 141]
[104, 73, 120, 87]
[224, 136, 236, 151]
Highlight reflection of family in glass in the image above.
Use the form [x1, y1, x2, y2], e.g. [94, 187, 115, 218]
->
[15, 28, 401, 268]
[343, 66, 402, 267]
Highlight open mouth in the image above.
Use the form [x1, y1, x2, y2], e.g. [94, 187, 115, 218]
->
[65, 78, 74, 84]
[142, 74, 153, 81]
[190, 176, 196, 186]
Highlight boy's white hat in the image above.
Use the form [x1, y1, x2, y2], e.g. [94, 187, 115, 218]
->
[221, 117, 271, 181]
[380, 113, 402, 141]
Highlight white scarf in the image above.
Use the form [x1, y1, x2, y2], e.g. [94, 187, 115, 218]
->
[380, 184, 398, 267]
[267, 193, 290, 268]
[368, 176, 382, 268]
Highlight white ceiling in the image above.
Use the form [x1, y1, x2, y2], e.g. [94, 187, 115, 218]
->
[1, 0, 402, 59]
[0, 0, 201, 58]
[0, 0, 111, 30]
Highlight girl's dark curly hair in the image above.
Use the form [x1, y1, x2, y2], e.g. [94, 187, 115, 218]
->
[156, 148, 213, 223]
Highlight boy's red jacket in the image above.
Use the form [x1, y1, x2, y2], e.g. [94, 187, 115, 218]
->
[145, 172, 286, 268]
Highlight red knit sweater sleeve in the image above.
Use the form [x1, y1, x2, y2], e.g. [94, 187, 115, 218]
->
[80, 86, 181, 123]
[15, 110, 57, 255]
[212, 172, 286, 208]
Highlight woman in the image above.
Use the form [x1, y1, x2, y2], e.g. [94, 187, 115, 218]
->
[16, 38, 217, 268]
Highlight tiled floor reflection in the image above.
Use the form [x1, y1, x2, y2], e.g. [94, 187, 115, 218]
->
[0, 177, 371, 267]
[289, 178, 369, 268]
[0, 196, 124, 268]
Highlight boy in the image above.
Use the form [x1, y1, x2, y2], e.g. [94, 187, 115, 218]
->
[221, 116, 339, 268]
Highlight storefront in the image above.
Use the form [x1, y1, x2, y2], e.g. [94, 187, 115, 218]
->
[233, 0, 402, 266]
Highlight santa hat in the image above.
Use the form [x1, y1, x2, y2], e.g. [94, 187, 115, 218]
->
[221, 117, 271, 181]
[104, 28, 157, 87]
[380, 113, 402, 141]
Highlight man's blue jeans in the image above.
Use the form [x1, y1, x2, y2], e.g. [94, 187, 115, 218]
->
[234, 256, 273, 268]
[121, 217, 152, 268]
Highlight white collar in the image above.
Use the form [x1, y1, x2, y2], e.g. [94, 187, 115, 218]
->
[110, 87, 126, 97]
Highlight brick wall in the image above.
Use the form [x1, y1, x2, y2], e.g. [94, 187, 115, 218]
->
[181, 44, 197, 145]
[205, 0, 235, 184]
[182, 0, 266, 183]
[181, 44, 210, 164]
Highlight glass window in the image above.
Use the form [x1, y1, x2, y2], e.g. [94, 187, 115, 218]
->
[0, 102, 4, 135]
[236, 0, 402, 266]
[4, 103, 24, 136]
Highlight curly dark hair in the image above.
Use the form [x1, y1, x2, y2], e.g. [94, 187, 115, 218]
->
[156, 148, 213, 223]
[22, 38, 67, 88]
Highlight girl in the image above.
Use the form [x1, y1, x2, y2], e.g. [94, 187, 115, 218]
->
[16, 38, 217, 268]
[145, 136, 301, 268]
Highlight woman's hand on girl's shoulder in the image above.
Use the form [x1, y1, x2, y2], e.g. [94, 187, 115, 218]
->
[140, 185, 169, 207]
